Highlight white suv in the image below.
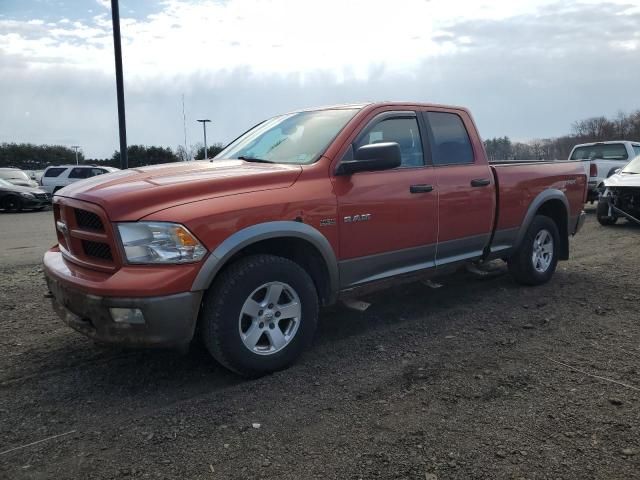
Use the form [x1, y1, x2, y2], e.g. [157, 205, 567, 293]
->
[568, 141, 640, 202]
[41, 165, 120, 194]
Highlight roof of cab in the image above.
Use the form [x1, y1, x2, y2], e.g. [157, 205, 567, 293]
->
[288, 101, 470, 114]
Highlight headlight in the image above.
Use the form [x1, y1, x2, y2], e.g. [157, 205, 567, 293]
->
[117, 222, 207, 264]
[20, 192, 35, 199]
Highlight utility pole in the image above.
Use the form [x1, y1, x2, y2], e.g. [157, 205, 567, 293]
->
[110, 0, 128, 169]
[71, 145, 81, 165]
[182, 94, 188, 161]
[197, 119, 211, 160]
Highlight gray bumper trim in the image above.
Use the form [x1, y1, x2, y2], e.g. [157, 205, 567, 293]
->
[45, 275, 203, 348]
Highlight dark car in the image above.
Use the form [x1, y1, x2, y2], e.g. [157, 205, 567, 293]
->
[0, 178, 51, 212]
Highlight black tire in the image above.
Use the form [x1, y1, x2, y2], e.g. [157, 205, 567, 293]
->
[596, 200, 617, 226]
[201, 254, 318, 377]
[508, 215, 560, 286]
[1, 195, 22, 212]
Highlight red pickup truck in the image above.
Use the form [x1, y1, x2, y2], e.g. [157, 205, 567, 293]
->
[44, 102, 587, 376]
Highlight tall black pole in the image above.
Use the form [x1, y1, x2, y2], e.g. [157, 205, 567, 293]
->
[111, 0, 128, 169]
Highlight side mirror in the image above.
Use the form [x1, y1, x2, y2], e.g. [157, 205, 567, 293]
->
[336, 142, 402, 175]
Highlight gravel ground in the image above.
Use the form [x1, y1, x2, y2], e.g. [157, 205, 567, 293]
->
[0, 208, 638, 479]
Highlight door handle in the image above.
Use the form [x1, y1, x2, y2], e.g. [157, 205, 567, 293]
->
[410, 184, 434, 193]
[470, 178, 491, 187]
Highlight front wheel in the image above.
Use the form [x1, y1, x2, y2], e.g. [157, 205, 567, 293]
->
[1, 195, 22, 212]
[200, 254, 318, 377]
[596, 200, 617, 226]
[508, 215, 559, 286]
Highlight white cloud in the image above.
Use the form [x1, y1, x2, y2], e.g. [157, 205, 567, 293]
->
[0, 0, 607, 80]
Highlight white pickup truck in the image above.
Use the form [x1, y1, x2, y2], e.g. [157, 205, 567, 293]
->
[569, 141, 640, 202]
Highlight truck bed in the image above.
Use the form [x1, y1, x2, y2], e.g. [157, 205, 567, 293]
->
[490, 160, 588, 234]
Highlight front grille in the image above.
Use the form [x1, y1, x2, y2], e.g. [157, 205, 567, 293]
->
[75, 209, 104, 231]
[34, 193, 51, 200]
[82, 240, 113, 261]
[54, 198, 118, 270]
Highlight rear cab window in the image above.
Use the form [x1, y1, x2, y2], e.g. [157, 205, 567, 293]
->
[570, 143, 628, 161]
[425, 112, 474, 165]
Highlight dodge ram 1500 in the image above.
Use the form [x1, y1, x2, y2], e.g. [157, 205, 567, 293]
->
[44, 102, 588, 376]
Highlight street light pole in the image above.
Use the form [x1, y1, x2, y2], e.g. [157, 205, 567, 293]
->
[71, 145, 80, 165]
[197, 119, 211, 160]
[110, 0, 128, 169]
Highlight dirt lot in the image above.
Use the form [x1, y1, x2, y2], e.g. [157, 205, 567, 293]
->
[0, 208, 638, 480]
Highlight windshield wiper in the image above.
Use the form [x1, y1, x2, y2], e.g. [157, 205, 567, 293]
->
[621, 171, 639, 174]
[237, 156, 275, 164]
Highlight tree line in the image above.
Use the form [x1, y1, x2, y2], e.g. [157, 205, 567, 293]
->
[484, 109, 640, 161]
[0, 143, 225, 170]
[3, 108, 639, 169]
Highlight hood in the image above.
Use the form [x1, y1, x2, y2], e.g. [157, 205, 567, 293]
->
[604, 172, 640, 188]
[56, 160, 303, 220]
[6, 179, 38, 188]
[1, 183, 47, 194]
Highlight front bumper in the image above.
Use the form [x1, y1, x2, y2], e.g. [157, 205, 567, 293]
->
[45, 265, 203, 348]
[22, 196, 51, 208]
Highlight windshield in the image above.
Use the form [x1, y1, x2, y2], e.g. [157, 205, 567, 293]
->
[0, 169, 30, 181]
[216, 109, 359, 165]
[570, 143, 628, 161]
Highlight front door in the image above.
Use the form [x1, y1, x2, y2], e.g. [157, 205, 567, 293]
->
[332, 111, 438, 288]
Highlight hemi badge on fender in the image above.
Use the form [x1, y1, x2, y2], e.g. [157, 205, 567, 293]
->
[319, 218, 336, 227]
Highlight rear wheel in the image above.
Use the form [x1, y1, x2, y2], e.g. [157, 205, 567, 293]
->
[200, 254, 318, 377]
[508, 215, 559, 286]
[1, 195, 22, 212]
[597, 200, 617, 226]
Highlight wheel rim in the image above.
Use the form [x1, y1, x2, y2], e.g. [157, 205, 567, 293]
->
[4, 197, 18, 211]
[238, 281, 302, 356]
[531, 229, 554, 273]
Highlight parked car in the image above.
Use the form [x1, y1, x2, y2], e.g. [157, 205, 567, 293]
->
[568, 141, 640, 202]
[0, 178, 51, 212]
[0, 167, 39, 188]
[44, 102, 588, 377]
[596, 153, 640, 226]
[41, 165, 120, 194]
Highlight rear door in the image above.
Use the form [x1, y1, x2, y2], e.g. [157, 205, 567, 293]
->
[333, 110, 438, 288]
[421, 110, 495, 266]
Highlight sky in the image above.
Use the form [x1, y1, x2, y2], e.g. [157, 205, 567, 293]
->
[1, 0, 639, 159]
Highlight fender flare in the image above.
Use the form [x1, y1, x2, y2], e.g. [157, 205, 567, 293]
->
[513, 189, 570, 252]
[190, 221, 340, 301]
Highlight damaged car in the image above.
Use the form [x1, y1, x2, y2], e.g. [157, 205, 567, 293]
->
[597, 154, 640, 226]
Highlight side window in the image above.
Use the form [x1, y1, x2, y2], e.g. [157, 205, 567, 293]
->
[90, 168, 106, 177]
[355, 117, 424, 168]
[68, 168, 89, 179]
[633, 146, 640, 158]
[427, 112, 474, 165]
[44, 167, 66, 178]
